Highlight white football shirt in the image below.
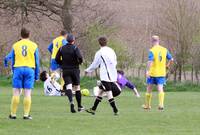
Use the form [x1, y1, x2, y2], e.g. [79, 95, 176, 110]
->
[85, 46, 117, 82]
[44, 77, 61, 96]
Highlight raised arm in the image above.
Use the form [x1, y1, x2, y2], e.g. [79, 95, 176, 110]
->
[85, 52, 101, 73]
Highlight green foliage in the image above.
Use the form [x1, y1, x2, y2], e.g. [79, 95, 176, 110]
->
[127, 77, 200, 92]
[165, 81, 200, 92]
[83, 23, 131, 69]
[109, 40, 131, 69]
[83, 23, 115, 64]
[1, 76, 200, 92]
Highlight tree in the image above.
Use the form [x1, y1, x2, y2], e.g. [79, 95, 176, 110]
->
[0, 0, 116, 75]
[0, 0, 113, 32]
[79, 22, 131, 77]
[153, 0, 200, 82]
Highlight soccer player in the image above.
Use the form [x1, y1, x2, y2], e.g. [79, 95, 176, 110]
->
[40, 71, 63, 96]
[143, 35, 173, 110]
[55, 34, 84, 113]
[93, 70, 140, 98]
[48, 31, 68, 89]
[48, 30, 68, 71]
[85, 36, 119, 115]
[6, 28, 40, 120]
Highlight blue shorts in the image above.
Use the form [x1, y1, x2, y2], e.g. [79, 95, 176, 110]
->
[147, 77, 166, 85]
[13, 67, 35, 89]
[50, 59, 60, 71]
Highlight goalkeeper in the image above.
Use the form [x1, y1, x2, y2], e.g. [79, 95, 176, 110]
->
[93, 70, 140, 97]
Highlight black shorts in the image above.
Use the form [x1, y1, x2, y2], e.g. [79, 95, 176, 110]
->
[99, 81, 122, 97]
[63, 69, 80, 85]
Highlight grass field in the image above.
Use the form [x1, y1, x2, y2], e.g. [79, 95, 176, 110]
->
[0, 85, 200, 135]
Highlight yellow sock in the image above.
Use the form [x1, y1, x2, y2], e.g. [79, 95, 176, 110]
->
[145, 93, 152, 107]
[158, 92, 165, 107]
[23, 97, 31, 117]
[11, 96, 20, 116]
[60, 77, 64, 90]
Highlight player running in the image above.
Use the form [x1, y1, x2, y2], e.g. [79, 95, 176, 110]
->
[48, 30, 68, 71]
[85, 36, 119, 115]
[48, 31, 68, 89]
[5, 28, 40, 120]
[93, 70, 140, 98]
[55, 34, 84, 113]
[143, 35, 173, 110]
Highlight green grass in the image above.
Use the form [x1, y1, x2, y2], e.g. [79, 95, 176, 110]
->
[1, 76, 200, 92]
[0, 85, 200, 135]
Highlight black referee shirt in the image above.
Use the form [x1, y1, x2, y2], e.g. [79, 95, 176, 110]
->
[55, 43, 83, 69]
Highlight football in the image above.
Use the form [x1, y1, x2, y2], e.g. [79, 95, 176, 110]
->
[81, 89, 90, 96]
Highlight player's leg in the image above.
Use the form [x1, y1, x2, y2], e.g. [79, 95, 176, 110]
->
[96, 80, 106, 97]
[10, 68, 22, 119]
[63, 70, 76, 113]
[23, 67, 35, 119]
[144, 85, 153, 109]
[107, 91, 119, 115]
[60, 70, 64, 91]
[72, 69, 84, 112]
[156, 77, 165, 110]
[64, 83, 76, 113]
[50, 59, 60, 72]
[73, 85, 84, 112]
[143, 77, 153, 109]
[111, 82, 121, 97]
[10, 89, 21, 119]
[93, 86, 99, 97]
[50, 59, 64, 89]
[105, 82, 119, 115]
[23, 89, 32, 119]
[86, 89, 104, 115]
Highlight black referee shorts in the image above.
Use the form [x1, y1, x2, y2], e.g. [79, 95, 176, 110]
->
[63, 69, 80, 85]
[99, 81, 122, 97]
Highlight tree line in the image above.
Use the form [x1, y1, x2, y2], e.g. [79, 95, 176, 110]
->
[0, 0, 199, 84]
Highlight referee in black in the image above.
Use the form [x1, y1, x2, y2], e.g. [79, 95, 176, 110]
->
[55, 34, 84, 113]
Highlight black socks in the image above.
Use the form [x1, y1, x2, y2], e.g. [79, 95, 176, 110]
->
[75, 91, 82, 108]
[65, 89, 73, 104]
[92, 96, 103, 111]
[109, 98, 118, 113]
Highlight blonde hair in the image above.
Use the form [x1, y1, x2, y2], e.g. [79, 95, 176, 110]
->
[152, 35, 159, 42]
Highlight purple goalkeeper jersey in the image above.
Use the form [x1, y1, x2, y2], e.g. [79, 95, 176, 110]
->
[117, 73, 136, 90]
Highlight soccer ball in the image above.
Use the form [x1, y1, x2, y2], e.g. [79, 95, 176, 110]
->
[81, 89, 90, 96]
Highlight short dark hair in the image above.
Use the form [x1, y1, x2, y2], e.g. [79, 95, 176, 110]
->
[117, 70, 124, 75]
[67, 34, 75, 43]
[60, 30, 67, 36]
[40, 71, 48, 82]
[98, 36, 107, 46]
[21, 28, 30, 38]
